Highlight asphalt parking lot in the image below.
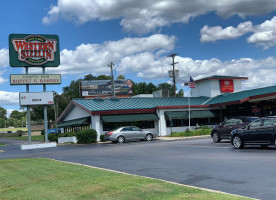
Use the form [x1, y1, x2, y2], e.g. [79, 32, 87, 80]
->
[1, 137, 275, 200]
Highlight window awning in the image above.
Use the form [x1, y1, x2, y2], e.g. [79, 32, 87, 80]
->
[165, 110, 217, 120]
[101, 113, 159, 122]
[57, 117, 90, 128]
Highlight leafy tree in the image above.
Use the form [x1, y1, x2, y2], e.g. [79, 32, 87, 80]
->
[116, 75, 125, 80]
[94, 75, 112, 80]
[0, 107, 7, 119]
[0, 118, 5, 128]
[176, 89, 184, 97]
[157, 83, 176, 97]
[84, 74, 94, 80]
[147, 83, 158, 94]
[9, 110, 25, 121]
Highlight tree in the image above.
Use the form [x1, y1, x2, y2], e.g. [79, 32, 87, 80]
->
[176, 89, 184, 97]
[116, 75, 125, 80]
[0, 107, 7, 119]
[84, 74, 94, 80]
[9, 110, 25, 121]
[157, 83, 176, 97]
[147, 83, 158, 94]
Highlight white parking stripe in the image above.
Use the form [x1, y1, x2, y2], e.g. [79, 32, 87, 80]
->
[175, 145, 232, 149]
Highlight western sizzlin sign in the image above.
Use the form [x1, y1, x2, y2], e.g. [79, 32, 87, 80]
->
[9, 34, 60, 67]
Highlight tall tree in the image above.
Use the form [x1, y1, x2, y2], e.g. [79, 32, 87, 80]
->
[116, 75, 125, 80]
[176, 89, 184, 97]
[84, 74, 94, 80]
[0, 107, 7, 119]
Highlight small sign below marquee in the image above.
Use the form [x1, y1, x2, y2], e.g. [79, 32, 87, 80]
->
[220, 79, 234, 93]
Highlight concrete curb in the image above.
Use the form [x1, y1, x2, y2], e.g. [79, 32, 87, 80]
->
[47, 158, 255, 200]
[156, 135, 211, 141]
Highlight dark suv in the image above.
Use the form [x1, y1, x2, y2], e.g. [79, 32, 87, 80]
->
[231, 117, 276, 149]
[211, 116, 258, 143]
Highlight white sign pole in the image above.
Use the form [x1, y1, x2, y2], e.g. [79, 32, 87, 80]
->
[25, 67, 32, 144]
[43, 67, 48, 143]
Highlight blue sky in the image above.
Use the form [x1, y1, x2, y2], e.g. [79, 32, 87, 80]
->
[1, 0, 276, 116]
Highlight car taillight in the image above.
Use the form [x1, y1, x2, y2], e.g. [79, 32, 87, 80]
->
[106, 132, 113, 135]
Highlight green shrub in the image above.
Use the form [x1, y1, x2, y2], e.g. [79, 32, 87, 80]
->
[76, 129, 97, 144]
[48, 133, 58, 142]
[100, 135, 105, 142]
[41, 130, 45, 135]
[63, 132, 77, 137]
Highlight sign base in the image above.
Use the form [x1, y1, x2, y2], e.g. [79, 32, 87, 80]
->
[20, 142, 57, 150]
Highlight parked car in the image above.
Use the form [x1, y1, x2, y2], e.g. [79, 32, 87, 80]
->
[231, 117, 276, 149]
[211, 116, 258, 143]
[105, 126, 156, 143]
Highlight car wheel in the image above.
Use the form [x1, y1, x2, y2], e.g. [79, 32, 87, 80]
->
[117, 136, 125, 143]
[233, 135, 243, 149]
[145, 134, 153, 141]
[212, 131, 221, 143]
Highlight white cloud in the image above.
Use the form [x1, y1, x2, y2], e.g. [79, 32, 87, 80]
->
[29, 34, 176, 76]
[43, 0, 276, 34]
[247, 16, 276, 49]
[201, 16, 276, 49]
[200, 21, 252, 42]
[0, 49, 9, 68]
[177, 56, 276, 90]
[0, 91, 19, 106]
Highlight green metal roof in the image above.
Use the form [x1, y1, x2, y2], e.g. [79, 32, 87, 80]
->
[205, 85, 276, 105]
[71, 85, 276, 112]
[73, 97, 209, 112]
[101, 113, 159, 122]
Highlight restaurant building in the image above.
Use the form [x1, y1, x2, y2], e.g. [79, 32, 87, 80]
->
[56, 75, 276, 141]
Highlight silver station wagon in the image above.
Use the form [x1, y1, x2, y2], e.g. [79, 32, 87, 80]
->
[105, 126, 156, 143]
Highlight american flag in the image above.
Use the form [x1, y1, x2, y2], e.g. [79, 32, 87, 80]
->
[189, 76, 195, 88]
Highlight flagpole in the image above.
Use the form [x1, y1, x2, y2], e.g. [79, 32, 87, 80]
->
[188, 94, 191, 130]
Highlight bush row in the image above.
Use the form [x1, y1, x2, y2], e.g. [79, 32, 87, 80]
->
[170, 127, 212, 137]
[48, 129, 97, 144]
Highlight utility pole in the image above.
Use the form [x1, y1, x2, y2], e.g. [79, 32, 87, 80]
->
[108, 62, 115, 96]
[168, 54, 178, 97]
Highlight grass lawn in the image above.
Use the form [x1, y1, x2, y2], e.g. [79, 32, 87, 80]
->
[0, 142, 6, 146]
[2, 135, 45, 142]
[0, 158, 251, 200]
[170, 128, 212, 137]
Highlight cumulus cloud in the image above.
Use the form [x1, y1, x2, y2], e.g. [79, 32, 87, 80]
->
[29, 34, 176, 76]
[200, 21, 253, 42]
[247, 16, 276, 49]
[43, 0, 276, 34]
[0, 49, 9, 68]
[0, 91, 19, 106]
[201, 16, 276, 49]
[177, 56, 276, 90]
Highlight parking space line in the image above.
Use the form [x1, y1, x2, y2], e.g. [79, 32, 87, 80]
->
[175, 145, 232, 149]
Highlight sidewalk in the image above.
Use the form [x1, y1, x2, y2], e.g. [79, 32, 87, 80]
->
[156, 135, 210, 141]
